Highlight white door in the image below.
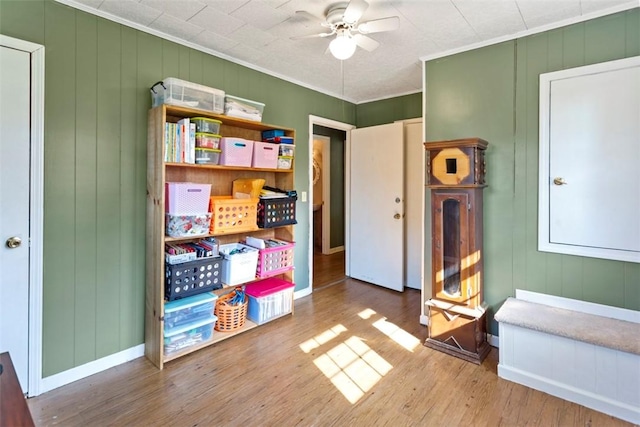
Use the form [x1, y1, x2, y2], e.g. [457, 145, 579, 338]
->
[0, 44, 31, 392]
[548, 64, 640, 254]
[349, 122, 404, 291]
[539, 58, 640, 262]
[403, 120, 423, 290]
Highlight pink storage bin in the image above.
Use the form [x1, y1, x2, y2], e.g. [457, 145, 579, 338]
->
[165, 182, 211, 214]
[219, 137, 253, 167]
[245, 278, 295, 325]
[255, 240, 295, 278]
[251, 141, 278, 169]
[245, 277, 294, 298]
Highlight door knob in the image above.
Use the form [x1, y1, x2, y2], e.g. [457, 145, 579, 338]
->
[6, 236, 22, 249]
[394, 213, 401, 219]
[553, 177, 567, 185]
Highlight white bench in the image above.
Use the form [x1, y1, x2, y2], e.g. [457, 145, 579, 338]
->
[494, 290, 640, 424]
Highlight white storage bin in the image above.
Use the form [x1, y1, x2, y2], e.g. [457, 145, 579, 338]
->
[151, 78, 225, 113]
[219, 243, 259, 286]
[277, 156, 293, 170]
[278, 144, 295, 157]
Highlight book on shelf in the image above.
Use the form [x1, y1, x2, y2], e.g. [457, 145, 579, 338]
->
[164, 120, 196, 164]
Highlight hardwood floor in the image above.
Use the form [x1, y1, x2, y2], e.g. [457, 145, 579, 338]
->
[27, 279, 632, 427]
[313, 250, 345, 288]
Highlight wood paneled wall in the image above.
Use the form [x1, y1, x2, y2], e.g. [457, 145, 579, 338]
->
[425, 8, 640, 334]
[356, 92, 422, 128]
[0, 0, 357, 377]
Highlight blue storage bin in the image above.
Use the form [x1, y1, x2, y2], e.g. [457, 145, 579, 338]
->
[262, 129, 285, 140]
[164, 292, 217, 329]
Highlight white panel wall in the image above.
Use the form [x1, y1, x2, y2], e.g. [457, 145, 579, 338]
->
[498, 324, 640, 424]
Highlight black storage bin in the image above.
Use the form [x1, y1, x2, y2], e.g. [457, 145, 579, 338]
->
[165, 256, 223, 301]
[257, 197, 298, 228]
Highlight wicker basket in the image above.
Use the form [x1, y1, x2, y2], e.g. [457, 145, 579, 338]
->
[214, 290, 248, 332]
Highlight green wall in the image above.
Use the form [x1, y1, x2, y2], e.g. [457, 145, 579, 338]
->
[0, 0, 356, 377]
[356, 92, 422, 127]
[425, 8, 640, 334]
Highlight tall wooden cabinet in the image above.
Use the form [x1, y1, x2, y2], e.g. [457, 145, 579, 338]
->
[145, 104, 295, 369]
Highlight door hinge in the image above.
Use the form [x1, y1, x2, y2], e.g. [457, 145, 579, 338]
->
[468, 203, 472, 211]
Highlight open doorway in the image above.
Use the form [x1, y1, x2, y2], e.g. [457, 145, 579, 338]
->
[311, 130, 344, 288]
[308, 116, 354, 290]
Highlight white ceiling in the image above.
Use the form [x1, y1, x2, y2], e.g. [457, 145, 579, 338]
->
[59, 0, 638, 103]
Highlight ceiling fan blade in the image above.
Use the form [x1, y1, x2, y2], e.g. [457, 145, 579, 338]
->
[357, 16, 400, 34]
[353, 34, 379, 52]
[290, 31, 334, 40]
[343, 0, 369, 24]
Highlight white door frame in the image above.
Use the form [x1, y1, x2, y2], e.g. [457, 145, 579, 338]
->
[308, 116, 355, 291]
[0, 35, 45, 397]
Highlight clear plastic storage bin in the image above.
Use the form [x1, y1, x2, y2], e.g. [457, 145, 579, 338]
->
[277, 156, 293, 170]
[195, 133, 221, 149]
[163, 315, 217, 356]
[278, 144, 295, 157]
[151, 78, 225, 113]
[164, 292, 217, 329]
[165, 213, 212, 238]
[192, 117, 222, 134]
[224, 95, 265, 122]
[245, 278, 295, 325]
[195, 148, 221, 165]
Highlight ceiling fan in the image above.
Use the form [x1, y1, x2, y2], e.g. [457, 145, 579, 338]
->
[291, 0, 400, 60]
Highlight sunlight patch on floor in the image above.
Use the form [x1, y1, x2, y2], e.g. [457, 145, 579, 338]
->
[358, 308, 377, 319]
[299, 324, 348, 353]
[313, 336, 393, 404]
[372, 317, 421, 352]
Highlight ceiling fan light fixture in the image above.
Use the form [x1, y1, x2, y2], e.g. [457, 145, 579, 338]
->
[329, 29, 357, 60]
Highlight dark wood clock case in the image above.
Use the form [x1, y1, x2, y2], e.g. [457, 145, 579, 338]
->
[424, 138, 490, 364]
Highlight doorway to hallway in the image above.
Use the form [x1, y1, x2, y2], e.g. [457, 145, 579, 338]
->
[312, 251, 345, 289]
[309, 117, 353, 291]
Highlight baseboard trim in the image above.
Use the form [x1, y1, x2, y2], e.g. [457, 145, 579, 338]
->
[39, 344, 145, 395]
[294, 287, 312, 299]
[487, 333, 499, 348]
[419, 314, 429, 326]
[325, 246, 344, 255]
[498, 364, 640, 424]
